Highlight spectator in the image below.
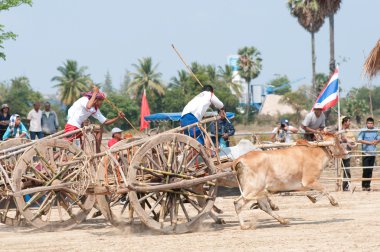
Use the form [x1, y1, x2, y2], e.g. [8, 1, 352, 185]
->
[357, 117, 380, 191]
[271, 118, 299, 143]
[210, 108, 235, 148]
[41, 102, 59, 137]
[301, 103, 326, 141]
[108, 127, 123, 148]
[2, 114, 29, 140]
[0, 104, 11, 141]
[339, 116, 357, 191]
[27, 102, 43, 140]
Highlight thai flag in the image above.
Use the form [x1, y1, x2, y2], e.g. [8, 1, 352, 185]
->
[313, 68, 339, 111]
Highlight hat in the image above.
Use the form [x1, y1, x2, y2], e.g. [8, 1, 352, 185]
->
[313, 103, 324, 109]
[111, 127, 123, 136]
[280, 119, 289, 126]
[1, 104, 9, 110]
[82, 91, 106, 100]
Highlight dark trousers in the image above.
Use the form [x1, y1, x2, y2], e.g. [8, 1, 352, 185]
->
[362, 156, 376, 189]
[30, 131, 44, 140]
[342, 158, 351, 190]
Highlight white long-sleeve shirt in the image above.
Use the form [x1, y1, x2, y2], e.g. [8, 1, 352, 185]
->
[181, 91, 224, 121]
[67, 97, 107, 128]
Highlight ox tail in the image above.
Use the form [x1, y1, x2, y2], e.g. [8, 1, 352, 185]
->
[233, 161, 247, 198]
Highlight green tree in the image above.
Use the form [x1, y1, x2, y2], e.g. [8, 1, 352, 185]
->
[120, 69, 131, 95]
[217, 65, 242, 96]
[3, 76, 42, 118]
[52, 60, 90, 106]
[315, 73, 328, 94]
[237, 46, 263, 124]
[128, 57, 165, 98]
[0, 0, 32, 60]
[268, 75, 291, 95]
[317, 0, 341, 74]
[281, 86, 312, 124]
[288, 0, 325, 94]
[103, 71, 113, 94]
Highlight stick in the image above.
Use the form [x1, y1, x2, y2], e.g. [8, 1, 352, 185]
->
[171, 44, 203, 88]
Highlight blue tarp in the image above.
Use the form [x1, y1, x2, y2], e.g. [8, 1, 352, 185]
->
[144, 112, 235, 122]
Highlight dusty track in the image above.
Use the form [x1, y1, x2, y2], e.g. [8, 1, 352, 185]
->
[1, 191, 380, 251]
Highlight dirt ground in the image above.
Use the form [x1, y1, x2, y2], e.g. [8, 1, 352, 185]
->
[1, 190, 380, 252]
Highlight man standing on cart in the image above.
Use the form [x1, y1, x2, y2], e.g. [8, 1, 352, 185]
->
[64, 86, 125, 152]
[180, 85, 224, 145]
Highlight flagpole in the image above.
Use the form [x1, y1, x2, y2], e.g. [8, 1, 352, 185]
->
[337, 65, 341, 131]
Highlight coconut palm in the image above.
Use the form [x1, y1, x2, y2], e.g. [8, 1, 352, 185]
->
[169, 69, 189, 93]
[237, 46, 262, 124]
[317, 0, 341, 74]
[217, 65, 242, 97]
[128, 57, 165, 98]
[288, 0, 325, 94]
[52, 60, 90, 106]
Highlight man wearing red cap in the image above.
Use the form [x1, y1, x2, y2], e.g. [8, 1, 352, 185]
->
[64, 86, 125, 151]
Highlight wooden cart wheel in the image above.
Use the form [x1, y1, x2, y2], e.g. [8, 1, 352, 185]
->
[12, 139, 96, 231]
[95, 137, 142, 226]
[0, 138, 31, 227]
[128, 133, 217, 234]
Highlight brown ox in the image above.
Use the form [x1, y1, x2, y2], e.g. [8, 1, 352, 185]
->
[232, 134, 346, 229]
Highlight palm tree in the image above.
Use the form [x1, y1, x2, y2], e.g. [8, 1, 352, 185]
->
[52, 60, 90, 106]
[288, 0, 325, 94]
[317, 0, 341, 74]
[237, 46, 262, 124]
[128, 57, 165, 98]
[169, 69, 189, 93]
[217, 65, 242, 97]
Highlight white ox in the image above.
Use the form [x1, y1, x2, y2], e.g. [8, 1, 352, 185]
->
[232, 134, 346, 229]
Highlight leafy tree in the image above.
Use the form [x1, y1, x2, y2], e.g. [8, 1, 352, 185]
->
[52, 60, 90, 106]
[120, 69, 131, 95]
[0, 0, 32, 60]
[288, 0, 325, 94]
[237, 46, 263, 124]
[281, 86, 312, 124]
[3, 76, 42, 119]
[317, 0, 341, 74]
[98, 93, 139, 131]
[103, 71, 113, 94]
[0, 81, 9, 102]
[128, 57, 165, 99]
[268, 75, 291, 95]
[217, 65, 242, 96]
[315, 73, 328, 94]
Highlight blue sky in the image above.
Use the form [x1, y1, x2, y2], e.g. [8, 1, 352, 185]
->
[0, 0, 379, 96]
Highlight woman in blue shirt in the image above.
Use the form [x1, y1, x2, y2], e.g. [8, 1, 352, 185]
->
[2, 114, 29, 140]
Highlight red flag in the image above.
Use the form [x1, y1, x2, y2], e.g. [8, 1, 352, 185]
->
[140, 89, 150, 131]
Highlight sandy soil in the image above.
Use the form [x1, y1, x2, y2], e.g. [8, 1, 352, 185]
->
[1, 191, 380, 252]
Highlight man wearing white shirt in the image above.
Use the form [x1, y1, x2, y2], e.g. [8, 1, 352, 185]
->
[180, 85, 224, 145]
[64, 86, 125, 152]
[27, 102, 43, 140]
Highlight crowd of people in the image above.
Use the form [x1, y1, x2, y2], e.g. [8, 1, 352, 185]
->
[0, 102, 59, 141]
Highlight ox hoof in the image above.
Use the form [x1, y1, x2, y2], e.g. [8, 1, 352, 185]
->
[331, 201, 339, 207]
[280, 219, 290, 225]
[240, 224, 252, 230]
[272, 205, 280, 211]
[215, 218, 226, 225]
[307, 195, 317, 204]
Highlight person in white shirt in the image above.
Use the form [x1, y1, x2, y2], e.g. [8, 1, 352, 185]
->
[180, 85, 224, 145]
[271, 119, 298, 143]
[27, 102, 43, 140]
[301, 103, 326, 141]
[64, 86, 125, 152]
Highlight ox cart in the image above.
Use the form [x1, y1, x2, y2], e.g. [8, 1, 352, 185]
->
[0, 115, 236, 233]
